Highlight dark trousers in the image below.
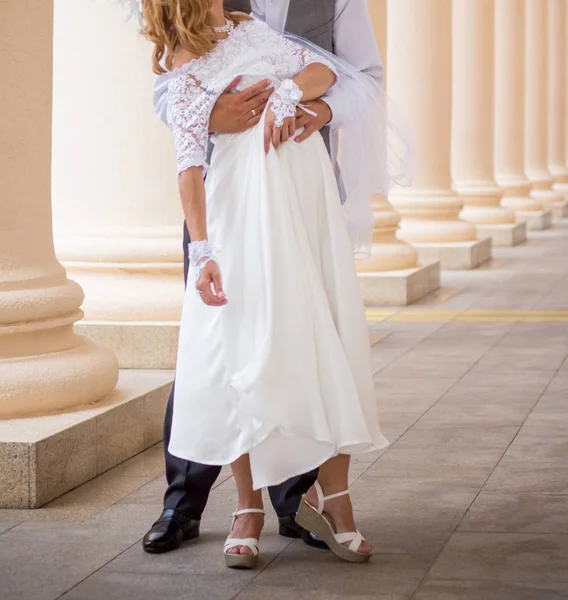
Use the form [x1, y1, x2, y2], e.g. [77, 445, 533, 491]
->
[163, 223, 318, 520]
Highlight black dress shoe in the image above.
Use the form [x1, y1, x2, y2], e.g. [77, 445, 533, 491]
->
[142, 509, 200, 554]
[278, 515, 328, 550]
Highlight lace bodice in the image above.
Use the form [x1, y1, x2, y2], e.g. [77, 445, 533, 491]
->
[167, 17, 336, 175]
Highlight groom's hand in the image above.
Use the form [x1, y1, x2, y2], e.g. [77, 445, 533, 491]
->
[294, 99, 332, 143]
[209, 77, 273, 134]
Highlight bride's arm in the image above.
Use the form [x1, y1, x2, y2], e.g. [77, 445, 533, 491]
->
[169, 71, 227, 307]
[178, 169, 227, 307]
[291, 63, 337, 103]
[292, 63, 337, 102]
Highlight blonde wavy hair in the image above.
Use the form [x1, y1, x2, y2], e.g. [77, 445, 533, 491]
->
[141, 0, 251, 74]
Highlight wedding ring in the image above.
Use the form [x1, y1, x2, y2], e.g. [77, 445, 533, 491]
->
[251, 108, 256, 117]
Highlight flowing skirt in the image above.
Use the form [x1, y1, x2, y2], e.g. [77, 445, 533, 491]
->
[169, 117, 388, 490]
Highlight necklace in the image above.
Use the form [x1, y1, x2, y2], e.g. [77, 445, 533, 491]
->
[213, 18, 235, 34]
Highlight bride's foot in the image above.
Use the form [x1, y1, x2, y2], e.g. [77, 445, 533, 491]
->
[226, 509, 265, 556]
[301, 483, 372, 557]
[224, 506, 265, 569]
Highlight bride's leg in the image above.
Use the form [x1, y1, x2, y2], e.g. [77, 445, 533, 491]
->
[227, 454, 265, 556]
[305, 455, 372, 554]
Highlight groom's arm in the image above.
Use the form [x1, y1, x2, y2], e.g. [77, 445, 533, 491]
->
[324, 0, 384, 129]
[153, 74, 272, 133]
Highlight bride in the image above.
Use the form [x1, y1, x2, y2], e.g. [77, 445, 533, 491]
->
[140, 0, 390, 568]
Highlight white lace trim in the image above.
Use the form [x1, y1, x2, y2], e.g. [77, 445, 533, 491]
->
[270, 80, 303, 127]
[169, 73, 218, 176]
[188, 240, 218, 280]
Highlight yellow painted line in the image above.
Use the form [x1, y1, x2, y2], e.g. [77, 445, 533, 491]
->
[399, 310, 568, 316]
[366, 311, 398, 316]
[390, 317, 568, 322]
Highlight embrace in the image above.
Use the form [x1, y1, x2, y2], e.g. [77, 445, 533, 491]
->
[136, 0, 397, 569]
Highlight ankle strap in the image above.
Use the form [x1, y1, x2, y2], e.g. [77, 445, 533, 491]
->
[314, 482, 349, 514]
[232, 509, 265, 517]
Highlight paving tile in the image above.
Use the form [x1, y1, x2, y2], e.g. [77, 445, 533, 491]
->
[0, 521, 20, 536]
[406, 340, 492, 360]
[418, 401, 534, 426]
[459, 493, 568, 534]
[61, 571, 251, 600]
[364, 447, 500, 488]
[374, 377, 457, 405]
[474, 347, 567, 373]
[428, 532, 568, 583]
[426, 321, 514, 343]
[379, 412, 424, 438]
[503, 430, 568, 464]
[101, 519, 290, 576]
[118, 474, 167, 505]
[0, 515, 149, 600]
[395, 424, 519, 450]
[378, 354, 474, 380]
[414, 580, 568, 600]
[236, 543, 430, 600]
[433, 385, 542, 410]
[457, 369, 555, 390]
[347, 479, 476, 541]
[484, 461, 568, 494]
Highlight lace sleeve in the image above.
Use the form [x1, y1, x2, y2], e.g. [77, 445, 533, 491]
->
[280, 36, 338, 79]
[167, 70, 218, 176]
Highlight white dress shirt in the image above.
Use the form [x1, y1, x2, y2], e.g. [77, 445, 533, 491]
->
[153, 0, 384, 131]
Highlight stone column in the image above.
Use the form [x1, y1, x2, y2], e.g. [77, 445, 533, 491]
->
[566, 0, 568, 179]
[0, 0, 118, 421]
[451, 0, 526, 247]
[51, 0, 185, 368]
[386, 0, 491, 269]
[524, 0, 565, 215]
[547, 0, 568, 212]
[357, 0, 440, 304]
[494, 0, 551, 230]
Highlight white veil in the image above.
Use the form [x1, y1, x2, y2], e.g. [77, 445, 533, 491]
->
[284, 32, 414, 257]
[266, 0, 415, 257]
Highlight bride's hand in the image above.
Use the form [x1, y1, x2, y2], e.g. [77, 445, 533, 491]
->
[195, 260, 228, 307]
[264, 106, 296, 154]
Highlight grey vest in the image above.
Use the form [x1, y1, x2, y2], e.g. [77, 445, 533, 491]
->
[224, 0, 335, 150]
[224, 0, 334, 53]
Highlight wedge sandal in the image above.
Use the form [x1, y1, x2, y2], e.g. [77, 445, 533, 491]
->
[295, 482, 371, 564]
[223, 508, 265, 569]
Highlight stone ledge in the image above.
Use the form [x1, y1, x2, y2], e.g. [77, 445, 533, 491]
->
[75, 322, 179, 369]
[551, 201, 568, 219]
[0, 370, 173, 508]
[358, 260, 441, 306]
[515, 209, 553, 230]
[412, 238, 492, 270]
[476, 222, 527, 247]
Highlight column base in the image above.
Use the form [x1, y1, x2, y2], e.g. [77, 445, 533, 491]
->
[0, 370, 173, 508]
[75, 322, 179, 369]
[475, 222, 527, 247]
[551, 201, 568, 219]
[514, 210, 553, 230]
[358, 260, 440, 306]
[412, 238, 492, 270]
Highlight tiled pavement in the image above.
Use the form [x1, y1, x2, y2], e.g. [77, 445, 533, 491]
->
[2, 222, 568, 600]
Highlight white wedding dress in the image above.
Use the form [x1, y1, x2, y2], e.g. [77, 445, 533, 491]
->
[167, 17, 388, 490]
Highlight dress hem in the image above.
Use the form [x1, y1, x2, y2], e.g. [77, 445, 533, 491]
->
[168, 431, 390, 490]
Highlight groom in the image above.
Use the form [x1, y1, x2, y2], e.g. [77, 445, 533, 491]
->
[143, 0, 384, 553]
